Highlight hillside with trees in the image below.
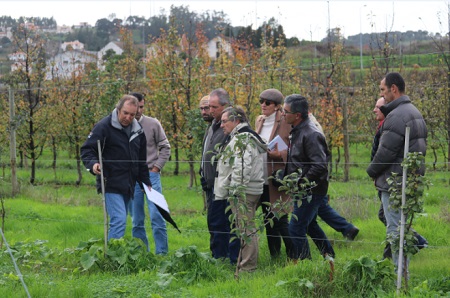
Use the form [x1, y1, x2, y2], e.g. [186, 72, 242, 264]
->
[0, 5, 449, 186]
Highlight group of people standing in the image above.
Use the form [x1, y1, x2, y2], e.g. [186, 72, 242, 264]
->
[199, 88, 358, 272]
[80, 72, 427, 278]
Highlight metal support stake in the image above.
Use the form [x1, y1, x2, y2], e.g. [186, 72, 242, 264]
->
[97, 140, 108, 255]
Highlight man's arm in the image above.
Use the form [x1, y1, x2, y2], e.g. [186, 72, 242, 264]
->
[138, 134, 152, 187]
[80, 126, 102, 175]
[367, 121, 402, 178]
[152, 121, 171, 171]
[303, 132, 328, 182]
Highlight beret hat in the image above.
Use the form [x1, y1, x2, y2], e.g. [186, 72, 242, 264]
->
[259, 88, 284, 105]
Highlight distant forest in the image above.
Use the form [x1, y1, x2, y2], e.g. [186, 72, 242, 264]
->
[0, 4, 439, 52]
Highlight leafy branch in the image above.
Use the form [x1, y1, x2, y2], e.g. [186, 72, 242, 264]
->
[386, 152, 431, 257]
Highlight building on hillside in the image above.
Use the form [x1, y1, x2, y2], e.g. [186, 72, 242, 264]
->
[45, 50, 97, 80]
[97, 41, 124, 69]
[204, 36, 233, 60]
[0, 26, 13, 40]
[73, 22, 92, 29]
[61, 40, 84, 51]
[24, 22, 39, 30]
[8, 52, 27, 72]
[56, 25, 72, 34]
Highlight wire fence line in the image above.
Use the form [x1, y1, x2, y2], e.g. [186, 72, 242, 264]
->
[1, 159, 449, 171]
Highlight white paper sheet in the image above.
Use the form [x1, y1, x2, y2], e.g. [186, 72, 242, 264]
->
[143, 184, 170, 213]
[268, 135, 288, 151]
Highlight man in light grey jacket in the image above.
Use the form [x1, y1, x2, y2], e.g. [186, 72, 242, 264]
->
[215, 106, 266, 272]
[129, 92, 171, 254]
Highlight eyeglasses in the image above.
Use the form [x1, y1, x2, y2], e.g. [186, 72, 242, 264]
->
[221, 118, 233, 123]
[282, 109, 297, 115]
[199, 107, 210, 111]
[259, 99, 274, 105]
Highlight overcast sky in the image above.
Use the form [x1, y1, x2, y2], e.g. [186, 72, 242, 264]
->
[1, 0, 448, 40]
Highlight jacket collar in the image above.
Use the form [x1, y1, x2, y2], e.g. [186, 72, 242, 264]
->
[111, 108, 143, 141]
[291, 117, 311, 133]
[380, 95, 411, 117]
[229, 122, 267, 152]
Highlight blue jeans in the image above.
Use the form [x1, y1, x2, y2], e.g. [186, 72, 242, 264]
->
[381, 191, 410, 276]
[318, 196, 355, 236]
[105, 193, 131, 240]
[206, 188, 240, 263]
[130, 171, 168, 254]
[289, 194, 335, 260]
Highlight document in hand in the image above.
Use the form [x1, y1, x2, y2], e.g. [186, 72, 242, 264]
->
[143, 184, 181, 233]
[268, 135, 288, 151]
[144, 184, 169, 213]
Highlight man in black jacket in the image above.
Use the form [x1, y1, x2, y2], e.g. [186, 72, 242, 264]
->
[81, 95, 151, 241]
[283, 94, 334, 261]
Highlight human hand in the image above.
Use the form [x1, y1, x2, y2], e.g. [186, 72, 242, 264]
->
[268, 143, 281, 159]
[93, 163, 101, 175]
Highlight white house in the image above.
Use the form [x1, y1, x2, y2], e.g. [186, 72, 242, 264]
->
[97, 41, 124, 69]
[8, 52, 27, 72]
[45, 50, 97, 80]
[56, 25, 72, 34]
[61, 40, 84, 51]
[0, 26, 13, 40]
[205, 36, 233, 60]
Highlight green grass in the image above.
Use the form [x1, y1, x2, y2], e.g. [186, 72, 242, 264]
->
[0, 145, 449, 297]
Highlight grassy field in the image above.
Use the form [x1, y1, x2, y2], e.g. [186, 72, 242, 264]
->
[0, 145, 449, 297]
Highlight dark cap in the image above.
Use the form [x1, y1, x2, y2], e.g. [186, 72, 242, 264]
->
[259, 89, 284, 105]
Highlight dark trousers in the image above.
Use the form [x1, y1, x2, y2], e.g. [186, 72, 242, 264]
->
[318, 195, 355, 236]
[206, 188, 240, 263]
[260, 185, 294, 259]
[289, 194, 335, 260]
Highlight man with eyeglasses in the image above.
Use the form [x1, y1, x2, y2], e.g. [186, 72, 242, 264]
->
[199, 95, 213, 123]
[199, 88, 239, 264]
[283, 94, 335, 262]
[199, 95, 213, 211]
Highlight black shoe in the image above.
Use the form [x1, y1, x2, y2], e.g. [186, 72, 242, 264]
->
[345, 227, 359, 241]
[415, 234, 428, 250]
[383, 243, 392, 259]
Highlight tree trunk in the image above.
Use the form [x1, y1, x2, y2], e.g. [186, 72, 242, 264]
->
[188, 159, 195, 189]
[447, 73, 450, 171]
[51, 136, 57, 180]
[29, 123, 35, 185]
[343, 95, 350, 182]
[75, 142, 82, 186]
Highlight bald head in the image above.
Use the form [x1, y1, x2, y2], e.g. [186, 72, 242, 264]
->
[373, 97, 385, 122]
[199, 95, 213, 122]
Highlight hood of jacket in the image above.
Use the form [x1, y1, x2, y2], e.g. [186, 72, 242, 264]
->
[229, 122, 267, 153]
[111, 108, 143, 142]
